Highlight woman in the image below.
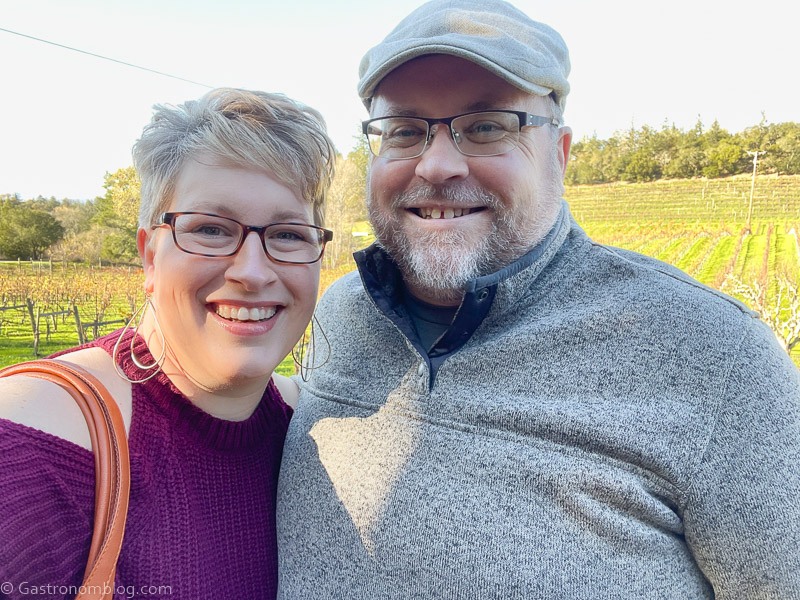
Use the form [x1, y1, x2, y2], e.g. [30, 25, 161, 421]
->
[0, 88, 335, 599]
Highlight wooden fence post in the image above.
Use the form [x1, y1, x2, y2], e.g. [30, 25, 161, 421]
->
[25, 299, 40, 356]
[73, 305, 86, 345]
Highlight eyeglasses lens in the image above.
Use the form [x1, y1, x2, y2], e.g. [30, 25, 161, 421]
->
[365, 111, 522, 159]
[170, 213, 326, 263]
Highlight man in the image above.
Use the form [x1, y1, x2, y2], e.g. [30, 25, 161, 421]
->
[277, 1, 800, 598]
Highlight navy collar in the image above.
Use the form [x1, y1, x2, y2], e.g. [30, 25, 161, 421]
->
[354, 203, 570, 362]
[354, 203, 570, 371]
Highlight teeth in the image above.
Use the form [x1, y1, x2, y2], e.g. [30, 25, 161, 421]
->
[418, 207, 475, 219]
[215, 305, 277, 321]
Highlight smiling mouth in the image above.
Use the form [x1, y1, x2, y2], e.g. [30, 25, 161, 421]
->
[412, 207, 484, 219]
[215, 305, 278, 322]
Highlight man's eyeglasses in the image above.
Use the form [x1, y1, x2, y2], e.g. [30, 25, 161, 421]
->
[154, 212, 333, 264]
[362, 110, 560, 160]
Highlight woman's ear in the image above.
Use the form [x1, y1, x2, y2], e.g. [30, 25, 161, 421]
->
[138, 228, 156, 294]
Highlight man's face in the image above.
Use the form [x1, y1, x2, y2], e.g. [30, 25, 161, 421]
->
[367, 55, 571, 306]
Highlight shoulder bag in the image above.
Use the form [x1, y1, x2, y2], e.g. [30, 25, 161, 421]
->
[0, 359, 130, 600]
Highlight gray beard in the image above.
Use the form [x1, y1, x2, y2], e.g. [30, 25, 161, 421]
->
[368, 183, 533, 305]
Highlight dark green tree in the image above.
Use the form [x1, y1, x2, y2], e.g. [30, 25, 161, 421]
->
[769, 123, 800, 174]
[0, 202, 65, 259]
[549, 118, 799, 185]
[742, 122, 800, 175]
[566, 135, 617, 184]
[663, 120, 705, 179]
[703, 120, 730, 147]
[703, 139, 745, 178]
[623, 148, 662, 182]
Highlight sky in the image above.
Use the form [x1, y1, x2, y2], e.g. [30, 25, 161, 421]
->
[1, 0, 798, 200]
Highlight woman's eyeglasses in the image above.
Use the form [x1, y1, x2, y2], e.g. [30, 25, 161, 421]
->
[154, 212, 333, 265]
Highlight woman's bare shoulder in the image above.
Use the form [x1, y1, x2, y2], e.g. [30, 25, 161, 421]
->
[0, 347, 132, 450]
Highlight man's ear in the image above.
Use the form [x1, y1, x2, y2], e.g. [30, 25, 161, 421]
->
[556, 126, 572, 178]
[138, 228, 156, 294]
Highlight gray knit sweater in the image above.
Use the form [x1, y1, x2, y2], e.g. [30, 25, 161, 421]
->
[277, 204, 800, 599]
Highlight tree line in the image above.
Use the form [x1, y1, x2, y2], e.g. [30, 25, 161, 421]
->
[0, 165, 140, 263]
[3, 119, 799, 263]
[0, 141, 371, 267]
[567, 119, 799, 185]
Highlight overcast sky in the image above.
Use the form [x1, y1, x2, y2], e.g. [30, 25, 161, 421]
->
[1, 0, 797, 200]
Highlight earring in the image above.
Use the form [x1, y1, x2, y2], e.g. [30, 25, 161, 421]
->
[291, 313, 330, 382]
[112, 295, 167, 384]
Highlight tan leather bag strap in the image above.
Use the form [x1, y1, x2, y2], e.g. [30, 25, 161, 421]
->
[0, 359, 130, 600]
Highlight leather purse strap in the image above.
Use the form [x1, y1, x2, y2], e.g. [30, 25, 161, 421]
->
[0, 359, 130, 600]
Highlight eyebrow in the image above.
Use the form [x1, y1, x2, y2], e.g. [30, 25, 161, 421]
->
[268, 209, 313, 223]
[181, 205, 312, 224]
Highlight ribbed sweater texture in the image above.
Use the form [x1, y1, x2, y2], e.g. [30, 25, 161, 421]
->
[0, 330, 292, 599]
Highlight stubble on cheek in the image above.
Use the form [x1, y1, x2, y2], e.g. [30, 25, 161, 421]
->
[367, 182, 507, 298]
[365, 140, 565, 301]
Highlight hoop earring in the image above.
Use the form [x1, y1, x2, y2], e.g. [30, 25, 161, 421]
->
[112, 295, 167, 384]
[291, 313, 330, 382]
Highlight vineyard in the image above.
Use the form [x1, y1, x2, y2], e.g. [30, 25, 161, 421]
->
[0, 261, 145, 367]
[570, 174, 800, 285]
[567, 173, 800, 363]
[1, 173, 799, 369]
[0, 261, 355, 373]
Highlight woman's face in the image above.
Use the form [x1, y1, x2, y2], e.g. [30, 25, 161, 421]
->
[138, 155, 320, 391]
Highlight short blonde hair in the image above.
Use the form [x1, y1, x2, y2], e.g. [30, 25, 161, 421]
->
[133, 88, 336, 228]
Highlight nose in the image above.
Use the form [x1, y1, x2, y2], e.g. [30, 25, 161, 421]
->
[225, 231, 280, 290]
[414, 124, 469, 184]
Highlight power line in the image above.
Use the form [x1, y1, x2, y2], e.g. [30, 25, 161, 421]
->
[0, 26, 215, 89]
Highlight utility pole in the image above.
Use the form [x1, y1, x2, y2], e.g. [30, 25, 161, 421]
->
[746, 150, 766, 234]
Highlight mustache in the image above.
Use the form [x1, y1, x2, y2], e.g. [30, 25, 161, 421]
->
[391, 182, 501, 209]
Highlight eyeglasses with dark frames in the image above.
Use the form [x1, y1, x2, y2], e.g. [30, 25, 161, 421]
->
[154, 212, 333, 265]
[362, 110, 560, 160]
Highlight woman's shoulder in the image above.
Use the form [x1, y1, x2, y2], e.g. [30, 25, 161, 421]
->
[0, 346, 132, 450]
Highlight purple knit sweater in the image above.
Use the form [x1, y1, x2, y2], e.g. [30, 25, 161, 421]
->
[0, 330, 292, 600]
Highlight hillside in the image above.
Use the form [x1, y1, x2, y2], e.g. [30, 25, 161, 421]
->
[567, 174, 800, 360]
[1, 174, 799, 368]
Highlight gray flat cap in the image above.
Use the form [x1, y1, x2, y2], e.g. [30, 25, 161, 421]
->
[358, 0, 571, 112]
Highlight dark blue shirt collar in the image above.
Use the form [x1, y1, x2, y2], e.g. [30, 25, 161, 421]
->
[354, 203, 569, 378]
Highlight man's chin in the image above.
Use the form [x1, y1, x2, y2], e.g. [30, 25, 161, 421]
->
[374, 222, 498, 300]
[397, 243, 484, 298]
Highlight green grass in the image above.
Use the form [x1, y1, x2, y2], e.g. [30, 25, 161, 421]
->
[0, 260, 352, 373]
[2, 174, 800, 368]
[736, 232, 767, 283]
[695, 234, 736, 286]
[0, 261, 139, 366]
[654, 234, 694, 266]
[675, 235, 712, 277]
[568, 174, 800, 229]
